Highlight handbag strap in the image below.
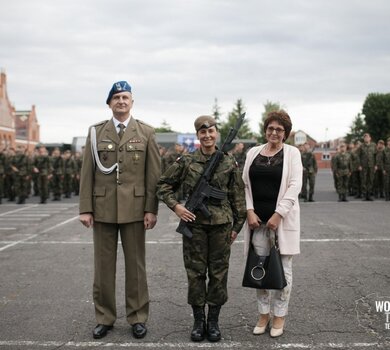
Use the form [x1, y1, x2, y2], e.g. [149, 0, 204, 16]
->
[250, 226, 280, 250]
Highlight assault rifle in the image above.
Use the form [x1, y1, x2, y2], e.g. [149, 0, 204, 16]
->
[176, 113, 246, 238]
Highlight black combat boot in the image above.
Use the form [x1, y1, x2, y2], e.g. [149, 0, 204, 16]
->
[308, 194, 315, 202]
[191, 306, 206, 342]
[338, 194, 342, 202]
[342, 194, 348, 202]
[207, 305, 221, 342]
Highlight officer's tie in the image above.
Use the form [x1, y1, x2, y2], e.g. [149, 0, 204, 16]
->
[118, 123, 125, 140]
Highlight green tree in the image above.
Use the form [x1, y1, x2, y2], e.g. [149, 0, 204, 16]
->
[259, 101, 283, 143]
[345, 113, 366, 143]
[362, 93, 390, 141]
[219, 99, 253, 143]
[155, 120, 174, 133]
[211, 98, 222, 122]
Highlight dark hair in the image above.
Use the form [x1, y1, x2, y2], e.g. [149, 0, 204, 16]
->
[263, 110, 292, 141]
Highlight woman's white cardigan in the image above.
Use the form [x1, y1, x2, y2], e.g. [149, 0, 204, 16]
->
[242, 143, 303, 255]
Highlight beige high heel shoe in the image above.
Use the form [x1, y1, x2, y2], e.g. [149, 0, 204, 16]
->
[253, 314, 270, 335]
[270, 316, 285, 337]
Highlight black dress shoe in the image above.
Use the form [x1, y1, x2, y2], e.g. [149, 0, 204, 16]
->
[93, 324, 113, 339]
[132, 323, 147, 339]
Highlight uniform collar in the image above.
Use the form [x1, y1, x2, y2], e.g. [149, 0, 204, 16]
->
[112, 115, 131, 129]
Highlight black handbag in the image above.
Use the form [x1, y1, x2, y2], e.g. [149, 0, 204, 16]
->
[242, 228, 287, 290]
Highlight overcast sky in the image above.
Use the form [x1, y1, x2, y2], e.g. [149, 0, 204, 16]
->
[1, 0, 389, 143]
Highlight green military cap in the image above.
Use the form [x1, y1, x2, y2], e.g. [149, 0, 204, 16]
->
[194, 115, 217, 132]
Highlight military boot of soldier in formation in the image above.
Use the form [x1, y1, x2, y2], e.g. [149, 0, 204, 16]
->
[191, 306, 206, 342]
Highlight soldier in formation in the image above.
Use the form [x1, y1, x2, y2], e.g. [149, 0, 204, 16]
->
[374, 140, 385, 199]
[356, 133, 377, 201]
[384, 138, 390, 201]
[10, 145, 30, 204]
[32, 145, 52, 204]
[300, 142, 317, 202]
[333, 143, 352, 202]
[63, 150, 76, 198]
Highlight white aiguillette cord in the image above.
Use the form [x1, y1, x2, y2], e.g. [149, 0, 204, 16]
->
[90, 126, 119, 182]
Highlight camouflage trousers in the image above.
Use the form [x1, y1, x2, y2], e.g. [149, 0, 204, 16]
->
[37, 175, 49, 201]
[373, 169, 385, 197]
[63, 174, 73, 196]
[360, 167, 375, 196]
[0, 174, 4, 198]
[384, 171, 390, 199]
[301, 171, 316, 198]
[14, 175, 28, 199]
[183, 223, 232, 307]
[51, 174, 63, 197]
[350, 170, 361, 195]
[336, 174, 350, 195]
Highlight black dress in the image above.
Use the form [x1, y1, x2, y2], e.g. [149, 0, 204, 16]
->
[249, 149, 284, 222]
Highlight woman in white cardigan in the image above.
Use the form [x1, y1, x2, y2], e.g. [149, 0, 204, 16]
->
[242, 111, 303, 338]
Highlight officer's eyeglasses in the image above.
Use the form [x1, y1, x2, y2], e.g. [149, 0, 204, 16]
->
[266, 126, 285, 135]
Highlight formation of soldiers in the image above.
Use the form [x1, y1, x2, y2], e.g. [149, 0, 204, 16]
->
[331, 134, 390, 202]
[0, 145, 83, 205]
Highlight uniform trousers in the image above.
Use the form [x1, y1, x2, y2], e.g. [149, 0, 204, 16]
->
[252, 227, 293, 317]
[93, 221, 149, 326]
[183, 223, 231, 307]
[360, 166, 375, 196]
[302, 171, 315, 198]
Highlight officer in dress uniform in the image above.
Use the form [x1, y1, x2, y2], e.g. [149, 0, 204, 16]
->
[157, 116, 246, 343]
[79, 81, 160, 340]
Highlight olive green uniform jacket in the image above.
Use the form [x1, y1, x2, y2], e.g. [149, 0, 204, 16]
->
[79, 117, 160, 223]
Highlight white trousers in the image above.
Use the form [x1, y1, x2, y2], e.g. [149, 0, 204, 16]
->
[252, 227, 293, 317]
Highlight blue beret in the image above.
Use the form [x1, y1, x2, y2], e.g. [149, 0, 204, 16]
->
[106, 81, 132, 104]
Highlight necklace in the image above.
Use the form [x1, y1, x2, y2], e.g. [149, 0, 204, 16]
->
[263, 144, 282, 165]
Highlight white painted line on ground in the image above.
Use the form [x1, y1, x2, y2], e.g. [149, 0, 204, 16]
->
[0, 228, 16, 230]
[0, 205, 38, 217]
[0, 340, 388, 348]
[40, 216, 79, 233]
[0, 218, 43, 221]
[0, 216, 79, 252]
[4, 214, 51, 217]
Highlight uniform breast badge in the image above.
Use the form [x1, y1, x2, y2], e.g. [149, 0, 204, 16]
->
[133, 153, 140, 161]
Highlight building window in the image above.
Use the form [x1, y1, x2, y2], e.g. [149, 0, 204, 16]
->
[322, 153, 330, 160]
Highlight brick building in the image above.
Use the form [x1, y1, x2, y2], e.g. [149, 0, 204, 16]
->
[0, 71, 40, 153]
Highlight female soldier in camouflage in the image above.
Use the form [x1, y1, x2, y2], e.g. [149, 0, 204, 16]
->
[157, 115, 246, 342]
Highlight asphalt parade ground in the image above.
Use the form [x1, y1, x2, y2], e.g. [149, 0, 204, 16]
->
[0, 170, 389, 349]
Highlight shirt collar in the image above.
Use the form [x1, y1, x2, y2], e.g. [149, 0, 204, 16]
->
[112, 116, 131, 129]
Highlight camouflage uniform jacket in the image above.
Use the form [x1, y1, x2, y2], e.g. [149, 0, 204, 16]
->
[51, 156, 64, 175]
[301, 151, 317, 173]
[384, 148, 390, 172]
[11, 154, 29, 176]
[0, 152, 6, 175]
[64, 158, 76, 175]
[349, 150, 360, 172]
[357, 142, 376, 168]
[375, 149, 384, 170]
[34, 155, 52, 176]
[333, 152, 352, 176]
[157, 149, 246, 233]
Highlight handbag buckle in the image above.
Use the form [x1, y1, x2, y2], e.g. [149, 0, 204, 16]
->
[251, 265, 266, 281]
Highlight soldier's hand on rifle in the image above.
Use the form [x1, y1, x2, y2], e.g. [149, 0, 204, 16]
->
[33, 167, 39, 173]
[173, 204, 196, 222]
